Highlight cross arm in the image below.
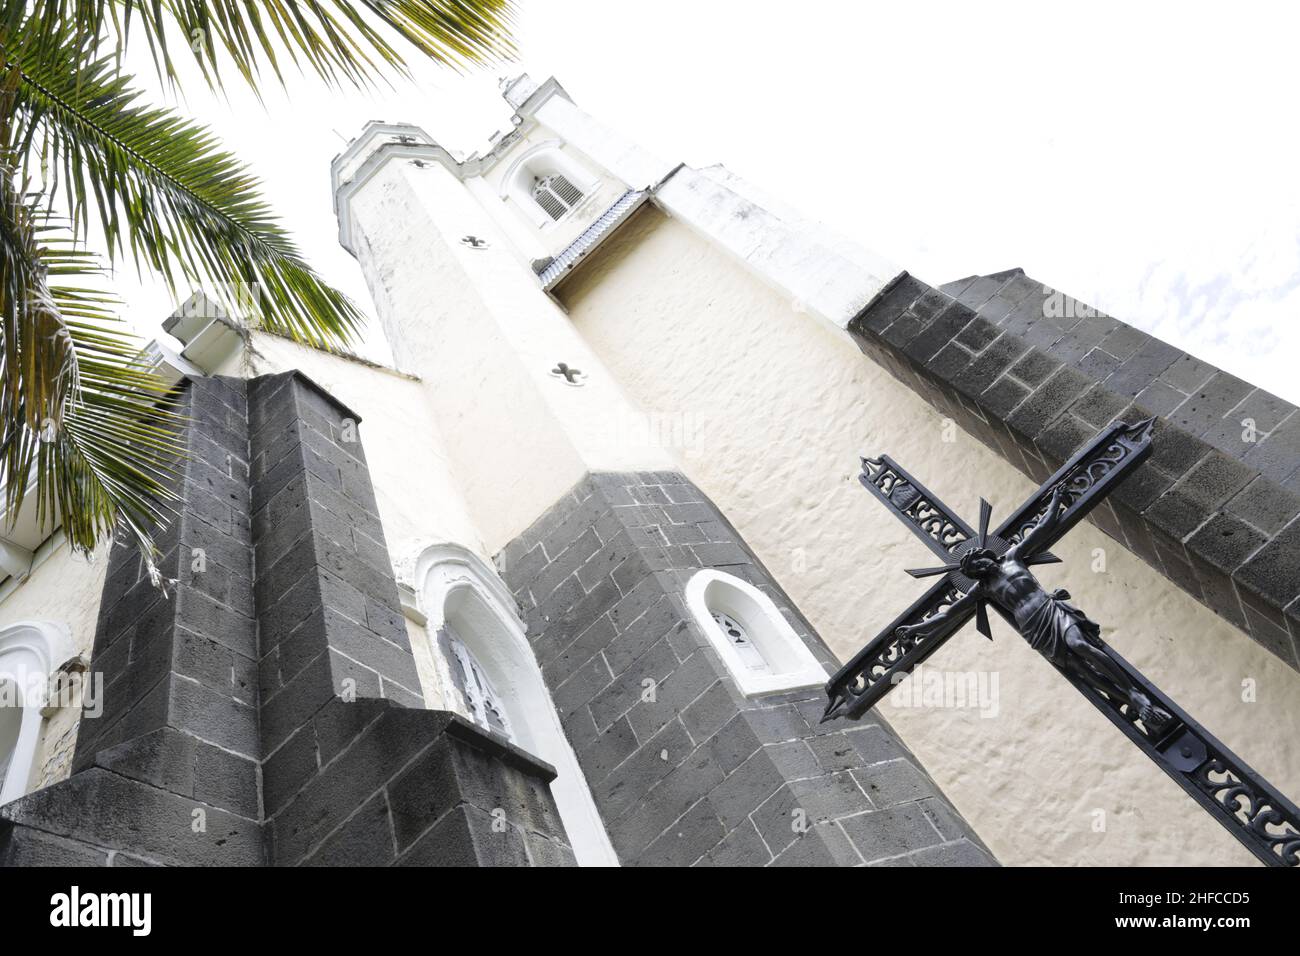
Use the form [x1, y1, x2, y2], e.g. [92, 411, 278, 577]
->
[822, 579, 975, 721]
[858, 455, 977, 563]
[827, 417, 1156, 724]
[996, 417, 1156, 559]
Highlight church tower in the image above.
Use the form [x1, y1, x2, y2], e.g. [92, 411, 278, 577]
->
[327, 74, 990, 866]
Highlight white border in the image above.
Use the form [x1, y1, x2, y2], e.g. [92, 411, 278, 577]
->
[685, 569, 828, 697]
[0, 620, 74, 804]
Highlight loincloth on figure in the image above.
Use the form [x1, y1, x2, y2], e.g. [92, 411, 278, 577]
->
[1020, 589, 1103, 667]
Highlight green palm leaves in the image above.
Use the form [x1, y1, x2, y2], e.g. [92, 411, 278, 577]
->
[0, 0, 515, 578]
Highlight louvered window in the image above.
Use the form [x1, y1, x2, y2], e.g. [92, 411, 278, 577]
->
[531, 173, 584, 221]
[438, 626, 512, 739]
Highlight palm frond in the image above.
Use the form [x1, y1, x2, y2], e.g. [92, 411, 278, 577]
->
[0, 179, 182, 575]
[6, 21, 365, 346]
[25, 0, 517, 92]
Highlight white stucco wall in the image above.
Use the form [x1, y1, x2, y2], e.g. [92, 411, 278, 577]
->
[343, 156, 674, 554]
[557, 205, 1300, 866]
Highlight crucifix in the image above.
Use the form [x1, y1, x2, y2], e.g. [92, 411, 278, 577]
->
[823, 418, 1300, 867]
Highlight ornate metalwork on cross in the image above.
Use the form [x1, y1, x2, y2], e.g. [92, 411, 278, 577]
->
[823, 418, 1300, 867]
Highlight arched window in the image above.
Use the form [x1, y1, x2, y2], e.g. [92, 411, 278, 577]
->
[531, 173, 584, 221]
[0, 621, 76, 804]
[499, 141, 599, 229]
[686, 570, 829, 697]
[410, 543, 618, 866]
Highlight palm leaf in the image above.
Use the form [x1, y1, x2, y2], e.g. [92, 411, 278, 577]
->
[25, 1, 517, 92]
[0, 180, 182, 577]
[6, 20, 366, 346]
[0, 0, 521, 579]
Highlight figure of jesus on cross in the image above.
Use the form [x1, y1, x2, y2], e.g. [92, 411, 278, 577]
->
[895, 483, 1173, 735]
[824, 418, 1300, 867]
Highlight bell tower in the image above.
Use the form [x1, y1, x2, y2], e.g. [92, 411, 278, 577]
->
[327, 77, 987, 868]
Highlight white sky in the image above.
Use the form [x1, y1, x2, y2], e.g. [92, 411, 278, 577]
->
[115, 1, 1300, 402]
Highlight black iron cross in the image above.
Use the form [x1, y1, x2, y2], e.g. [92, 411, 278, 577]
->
[824, 418, 1300, 867]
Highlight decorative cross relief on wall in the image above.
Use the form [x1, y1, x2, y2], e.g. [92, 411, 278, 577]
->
[550, 362, 585, 386]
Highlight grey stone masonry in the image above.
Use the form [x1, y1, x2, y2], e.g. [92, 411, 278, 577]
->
[1, 377, 263, 865]
[1, 372, 573, 867]
[497, 471, 995, 866]
[849, 270, 1300, 672]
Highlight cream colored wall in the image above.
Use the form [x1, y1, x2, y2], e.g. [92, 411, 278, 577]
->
[215, 334, 489, 572]
[0, 538, 106, 792]
[558, 205, 1300, 866]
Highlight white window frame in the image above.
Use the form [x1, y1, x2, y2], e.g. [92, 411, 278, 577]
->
[498, 140, 600, 230]
[0, 621, 75, 804]
[685, 570, 829, 697]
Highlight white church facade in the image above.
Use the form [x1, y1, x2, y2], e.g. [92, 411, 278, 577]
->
[0, 74, 1297, 866]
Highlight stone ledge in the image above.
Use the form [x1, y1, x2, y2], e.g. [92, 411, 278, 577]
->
[849, 271, 1300, 670]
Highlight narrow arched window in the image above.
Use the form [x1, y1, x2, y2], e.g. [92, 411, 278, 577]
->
[437, 625, 512, 740]
[686, 570, 829, 697]
[531, 173, 584, 221]
[413, 544, 619, 865]
[0, 621, 76, 803]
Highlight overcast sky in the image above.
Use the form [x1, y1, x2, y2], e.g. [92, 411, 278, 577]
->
[116, 1, 1300, 402]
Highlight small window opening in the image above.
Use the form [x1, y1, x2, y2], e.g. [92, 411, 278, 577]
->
[532, 173, 584, 221]
[439, 625, 512, 740]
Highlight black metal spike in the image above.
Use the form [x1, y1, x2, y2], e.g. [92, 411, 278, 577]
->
[975, 600, 992, 639]
[905, 564, 959, 579]
[1026, 553, 1063, 567]
[978, 498, 992, 547]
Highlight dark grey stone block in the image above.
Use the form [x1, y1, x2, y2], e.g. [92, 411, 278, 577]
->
[1143, 453, 1255, 541]
[952, 334, 1030, 398]
[698, 818, 770, 866]
[1005, 349, 1059, 390]
[634, 800, 724, 867]
[1236, 518, 1300, 609]
[0, 824, 110, 866]
[909, 839, 998, 867]
[1007, 366, 1093, 440]
[1225, 477, 1300, 537]
[980, 375, 1030, 419]
[1187, 513, 1268, 574]
[1244, 413, 1300, 485]
[1166, 372, 1255, 437]
[838, 802, 943, 863]
[302, 792, 396, 866]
